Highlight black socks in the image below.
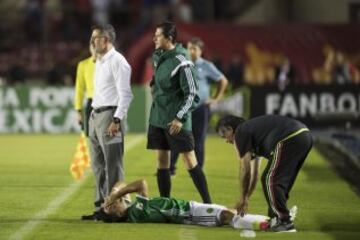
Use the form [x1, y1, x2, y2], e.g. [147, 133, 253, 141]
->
[188, 165, 212, 203]
[157, 166, 212, 204]
[157, 168, 171, 197]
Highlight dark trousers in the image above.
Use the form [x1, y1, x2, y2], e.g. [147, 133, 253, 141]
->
[83, 98, 92, 137]
[261, 131, 313, 221]
[170, 104, 209, 172]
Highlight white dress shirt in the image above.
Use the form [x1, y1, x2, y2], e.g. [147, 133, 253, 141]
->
[92, 47, 133, 120]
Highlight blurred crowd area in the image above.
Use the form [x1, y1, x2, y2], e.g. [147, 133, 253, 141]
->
[0, 0, 359, 89]
[222, 44, 360, 90]
[0, 0, 200, 86]
[197, 46, 360, 91]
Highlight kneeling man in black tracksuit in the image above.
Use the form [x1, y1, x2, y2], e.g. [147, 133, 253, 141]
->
[216, 115, 313, 232]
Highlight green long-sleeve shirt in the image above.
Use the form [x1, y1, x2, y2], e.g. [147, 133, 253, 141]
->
[149, 43, 199, 131]
[127, 195, 190, 223]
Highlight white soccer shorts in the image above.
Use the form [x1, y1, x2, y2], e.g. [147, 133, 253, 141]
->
[184, 201, 227, 227]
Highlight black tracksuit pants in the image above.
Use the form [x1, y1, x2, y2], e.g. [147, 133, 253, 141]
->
[261, 130, 313, 221]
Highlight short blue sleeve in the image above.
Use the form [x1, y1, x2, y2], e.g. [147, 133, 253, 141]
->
[204, 61, 223, 82]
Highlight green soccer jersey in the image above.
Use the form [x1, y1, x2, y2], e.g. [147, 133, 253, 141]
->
[127, 196, 191, 223]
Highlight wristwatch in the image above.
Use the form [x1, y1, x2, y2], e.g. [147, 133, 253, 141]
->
[113, 117, 121, 124]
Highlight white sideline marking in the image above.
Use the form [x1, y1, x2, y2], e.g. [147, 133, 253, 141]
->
[9, 135, 144, 240]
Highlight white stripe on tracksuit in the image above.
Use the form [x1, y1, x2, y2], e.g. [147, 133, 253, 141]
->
[174, 55, 197, 120]
[265, 142, 283, 218]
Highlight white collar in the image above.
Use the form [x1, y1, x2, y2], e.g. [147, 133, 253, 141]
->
[98, 47, 115, 63]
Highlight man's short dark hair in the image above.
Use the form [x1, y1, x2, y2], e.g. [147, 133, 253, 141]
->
[91, 24, 116, 43]
[156, 21, 177, 43]
[215, 115, 245, 132]
[188, 37, 204, 50]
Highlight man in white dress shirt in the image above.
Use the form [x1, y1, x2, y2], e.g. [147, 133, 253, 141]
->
[82, 24, 133, 221]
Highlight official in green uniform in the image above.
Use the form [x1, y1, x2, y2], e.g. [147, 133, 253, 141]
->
[147, 21, 211, 204]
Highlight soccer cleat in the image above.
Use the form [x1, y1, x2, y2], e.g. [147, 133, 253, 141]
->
[231, 215, 270, 230]
[259, 221, 270, 230]
[268, 218, 297, 233]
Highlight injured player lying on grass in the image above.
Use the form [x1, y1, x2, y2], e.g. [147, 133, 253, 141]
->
[101, 179, 297, 231]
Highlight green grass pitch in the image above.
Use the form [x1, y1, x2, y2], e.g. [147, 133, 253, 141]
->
[0, 134, 359, 240]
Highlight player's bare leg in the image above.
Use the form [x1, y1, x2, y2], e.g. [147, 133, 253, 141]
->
[181, 150, 197, 169]
[157, 150, 170, 168]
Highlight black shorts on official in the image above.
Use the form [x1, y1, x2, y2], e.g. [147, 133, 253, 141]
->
[147, 125, 194, 153]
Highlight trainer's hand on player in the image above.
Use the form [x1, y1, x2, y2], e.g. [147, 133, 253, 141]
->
[107, 122, 121, 137]
[235, 198, 249, 216]
[168, 119, 183, 135]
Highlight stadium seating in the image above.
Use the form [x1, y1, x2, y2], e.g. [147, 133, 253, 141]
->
[127, 24, 360, 85]
[1, 24, 360, 85]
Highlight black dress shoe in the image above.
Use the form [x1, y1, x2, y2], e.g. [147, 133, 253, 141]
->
[81, 211, 97, 220]
[81, 209, 109, 221]
[94, 209, 112, 221]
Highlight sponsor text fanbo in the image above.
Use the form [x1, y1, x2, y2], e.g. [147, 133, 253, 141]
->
[266, 93, 360, 117]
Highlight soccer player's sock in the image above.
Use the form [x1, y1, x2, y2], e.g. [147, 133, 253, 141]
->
[157, 168, 171, 197]
[188, 165, 211, 203]
[231, 215, 270, 230]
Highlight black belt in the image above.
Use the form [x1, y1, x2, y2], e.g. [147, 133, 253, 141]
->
[93, 106, 116, 114]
